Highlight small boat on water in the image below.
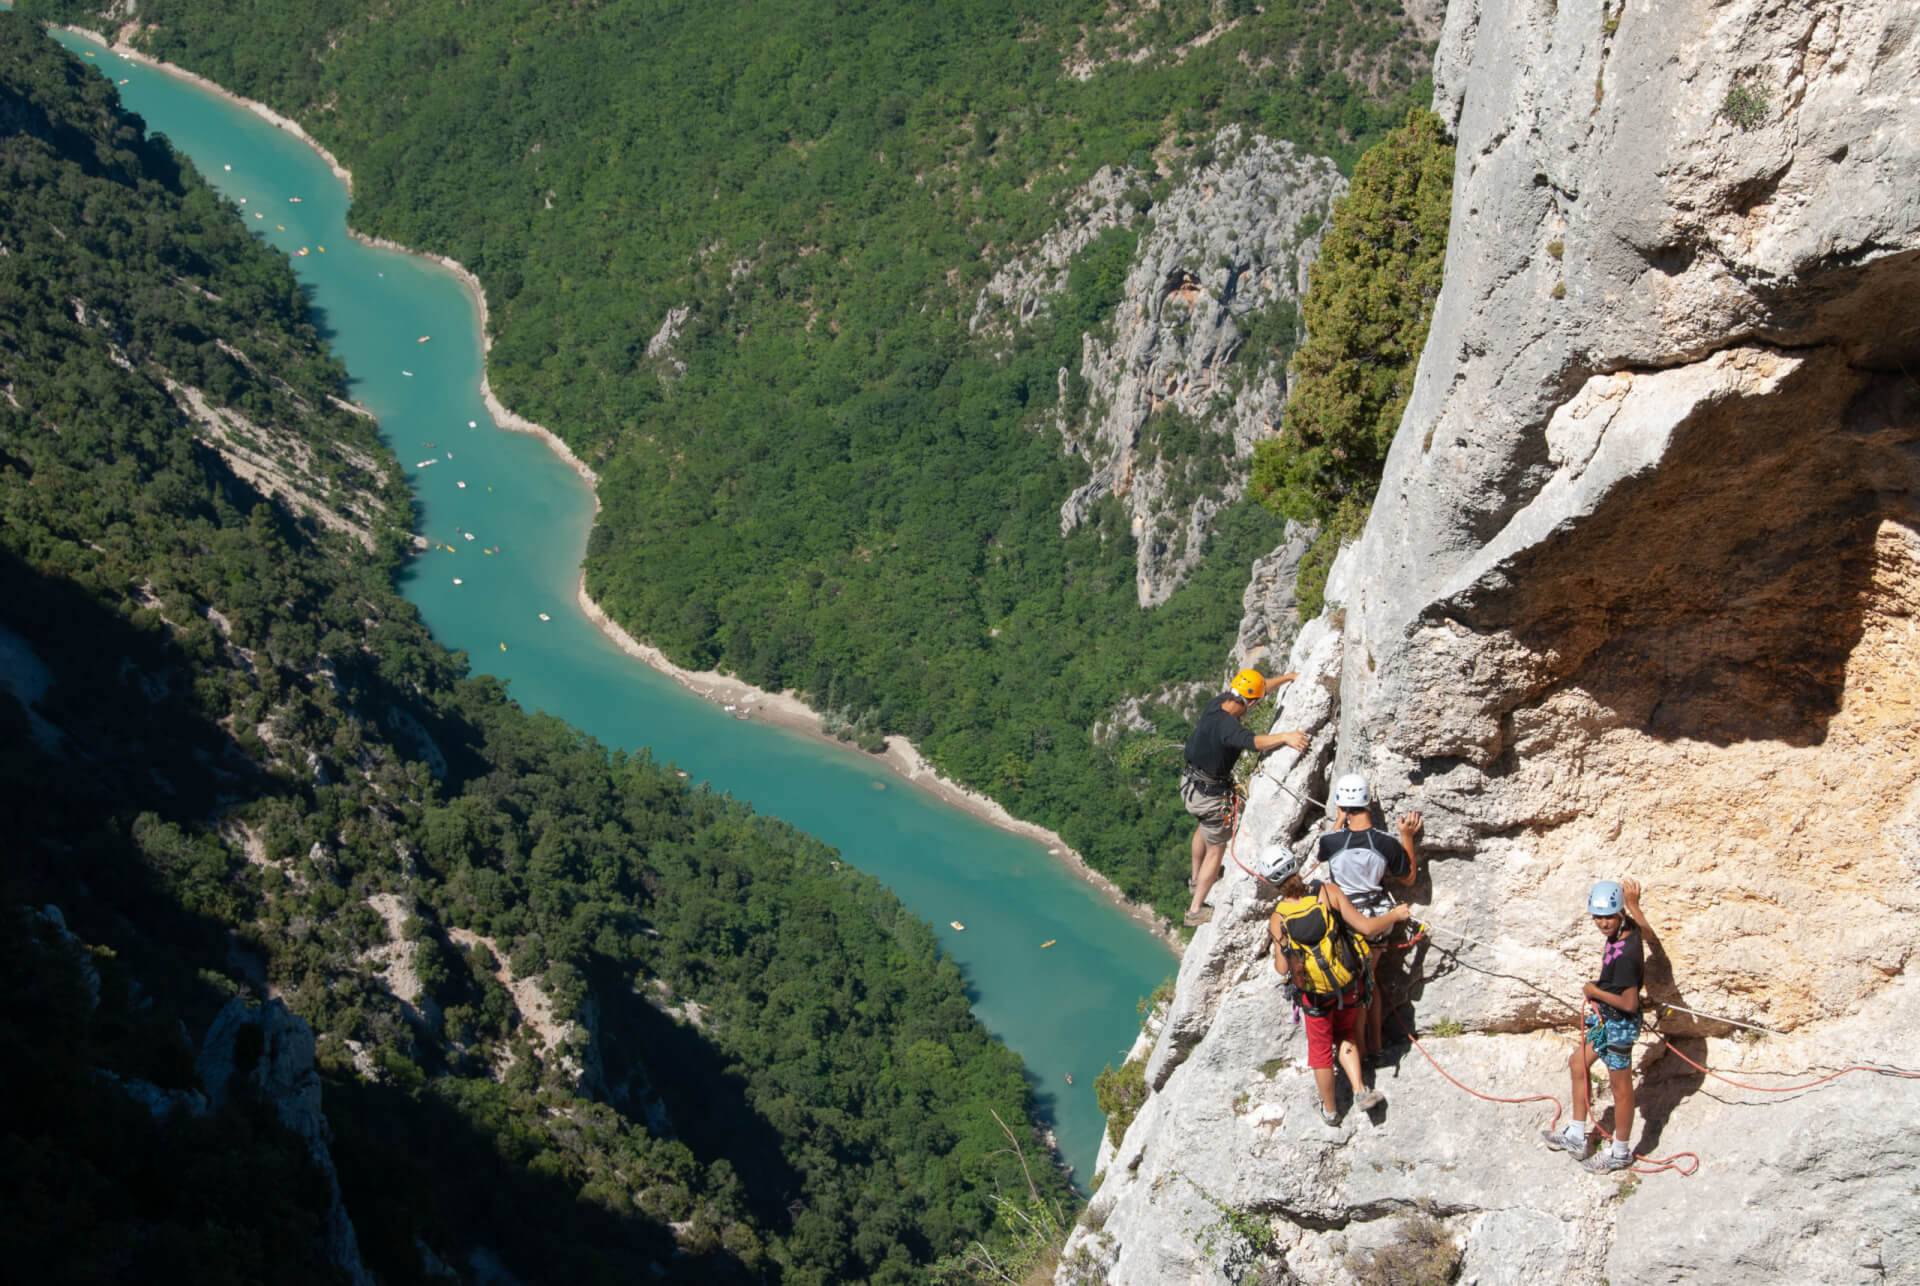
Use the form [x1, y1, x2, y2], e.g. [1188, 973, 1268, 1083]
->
[463, 533, 475, 541]
[452, 578, 462, 585]
[402, 370, 413, 376]
[289, 196, 302, 203]
[468, 420, 477, 428]
[415, 459, 436, 468]
[499, 642, 507, 652]
[950, 921, 965, 931]
[1064, 1074, 1073, 1085]
[1040, 939, 1056, 949]
[457, 481, 467, 489]
[538, 613, 551, 622]
[418, 336, 431, 343]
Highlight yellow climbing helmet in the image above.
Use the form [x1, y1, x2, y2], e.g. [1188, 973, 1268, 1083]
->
[1229, 669, 1267, 702]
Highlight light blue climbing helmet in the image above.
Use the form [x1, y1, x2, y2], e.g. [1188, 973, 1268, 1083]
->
[1587, 880, 1625, 917]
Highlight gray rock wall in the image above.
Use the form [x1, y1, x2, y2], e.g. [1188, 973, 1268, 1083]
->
[1069, 2, 1920, 1282]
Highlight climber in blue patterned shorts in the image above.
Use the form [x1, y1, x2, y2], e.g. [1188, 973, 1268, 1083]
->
[1541, 878, 1656, 1172]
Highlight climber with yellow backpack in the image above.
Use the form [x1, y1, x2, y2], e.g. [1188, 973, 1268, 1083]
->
[1266, 845, 1414, 1125]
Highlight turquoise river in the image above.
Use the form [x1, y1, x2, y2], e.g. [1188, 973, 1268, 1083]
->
[55, 31, 1177, 1186]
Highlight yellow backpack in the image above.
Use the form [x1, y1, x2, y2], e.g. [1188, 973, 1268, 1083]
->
[1271, 893, 1369, 1010]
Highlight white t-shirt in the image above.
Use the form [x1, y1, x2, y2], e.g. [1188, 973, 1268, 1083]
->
[1314, 826, 1410, 915]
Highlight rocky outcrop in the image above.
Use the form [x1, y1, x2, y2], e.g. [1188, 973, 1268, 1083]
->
[1060, 130, 1343, 606]
[977, 128, 1343, 607]
[199, 998, 376, 1286]
[1230, 519, 1315, 671]
[1070, 2, 1920, 1282]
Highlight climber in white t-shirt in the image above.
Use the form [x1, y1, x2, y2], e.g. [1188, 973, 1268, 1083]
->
[1313, 773, 1422, 1063]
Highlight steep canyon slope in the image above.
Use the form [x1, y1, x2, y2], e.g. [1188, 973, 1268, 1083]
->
[1070, 2, 1920, 1282]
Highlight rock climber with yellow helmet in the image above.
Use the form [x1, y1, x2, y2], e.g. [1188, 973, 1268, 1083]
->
[1179, 669, 1310, 926]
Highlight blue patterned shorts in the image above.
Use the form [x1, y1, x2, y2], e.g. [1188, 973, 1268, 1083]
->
[1585, 1012, 1641, 1071]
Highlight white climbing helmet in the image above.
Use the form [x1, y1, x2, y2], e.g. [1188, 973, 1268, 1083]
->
[1332, 773, 1370, 809]
[1258, 842, 1304, 885]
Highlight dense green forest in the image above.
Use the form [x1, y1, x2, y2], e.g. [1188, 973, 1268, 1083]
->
[0, 17, 1072, 1282]
[25, 0, 1438, 922]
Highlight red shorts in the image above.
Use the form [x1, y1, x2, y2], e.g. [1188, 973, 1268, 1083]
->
[1303, 990, 1365, 1069]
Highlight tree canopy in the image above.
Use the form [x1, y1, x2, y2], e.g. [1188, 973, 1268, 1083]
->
[1250, 107, 1454, 612]
[25, 0, 1440, 925]
[1, 17, 1072, 1281]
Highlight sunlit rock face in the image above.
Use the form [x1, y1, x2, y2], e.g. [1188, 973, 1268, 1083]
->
[1068, 2, 1920, 1282]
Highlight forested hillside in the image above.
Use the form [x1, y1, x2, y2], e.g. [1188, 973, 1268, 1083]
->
[25, 0, 1438, 920]
[0, 17, 1069, 1283]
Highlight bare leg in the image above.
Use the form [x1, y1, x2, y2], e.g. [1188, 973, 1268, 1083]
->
[1335, 1037, 1367, 1102]
[1608, 1065, 1635, 1151]
[1189, 824, 1206, 888]
[1569, 1040, 1598, 1126]
[1313, 1065, 1338, 1113]
[1363, 960, 1384, 1056]
[1188, 841, 1226, 917]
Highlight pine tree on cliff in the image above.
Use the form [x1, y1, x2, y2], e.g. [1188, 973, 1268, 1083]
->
[1251, 107, 1454, 611]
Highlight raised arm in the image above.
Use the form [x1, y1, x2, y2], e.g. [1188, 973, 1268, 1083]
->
[1391, 809, 1423, 887]
[1252, 729, 1310, 753]
[1622, 878, 1658, 957]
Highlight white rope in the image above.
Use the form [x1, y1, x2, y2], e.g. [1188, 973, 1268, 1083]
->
[1659, 1002, 1787, 1038]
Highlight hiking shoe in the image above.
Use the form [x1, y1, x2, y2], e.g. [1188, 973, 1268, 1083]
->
[1307, 1092, 1340, 1127]
[1183, 907, 1214, 927]
[1541, 1127, 1591, 1158]
[1352, 1087, 1386, 1113]
[1583, 1148, 1634, 1173]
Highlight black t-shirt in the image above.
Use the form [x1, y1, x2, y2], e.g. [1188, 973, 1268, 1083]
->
[1183, 695, 1257, 781]
[1593, 926, 1644, 1022]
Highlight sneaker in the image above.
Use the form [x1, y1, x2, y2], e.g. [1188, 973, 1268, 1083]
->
[1583, 1148, 1634, 1173]
[1307, 1092, 1340, 1127]
[1541, 1127, 1591, 1157]
[1183, 907, 1215, 926]
[1352, 1087, 1386, 1112]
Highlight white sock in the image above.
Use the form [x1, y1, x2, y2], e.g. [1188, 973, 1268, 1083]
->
[1612, 1138, 1631, 1158]
[1568, 1120, 1589, 1139]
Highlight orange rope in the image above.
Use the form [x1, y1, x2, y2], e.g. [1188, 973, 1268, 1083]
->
[1386, 1008, 1702, 1176]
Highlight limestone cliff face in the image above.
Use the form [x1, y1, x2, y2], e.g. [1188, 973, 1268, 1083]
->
[977, 129, 1343, 607]
[1069, 2, 1920, 1282]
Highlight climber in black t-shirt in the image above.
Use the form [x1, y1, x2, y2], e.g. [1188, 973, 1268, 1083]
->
[1541, 878, 1659, 1172]
[1178, 669, 1309, 927]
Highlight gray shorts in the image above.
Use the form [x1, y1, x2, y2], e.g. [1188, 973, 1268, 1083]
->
[1181, 778, 1233, 847]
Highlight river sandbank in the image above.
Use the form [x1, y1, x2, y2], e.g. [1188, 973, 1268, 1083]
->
[576, 575, 1182, 952]
[68, 23, 1181, 956]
